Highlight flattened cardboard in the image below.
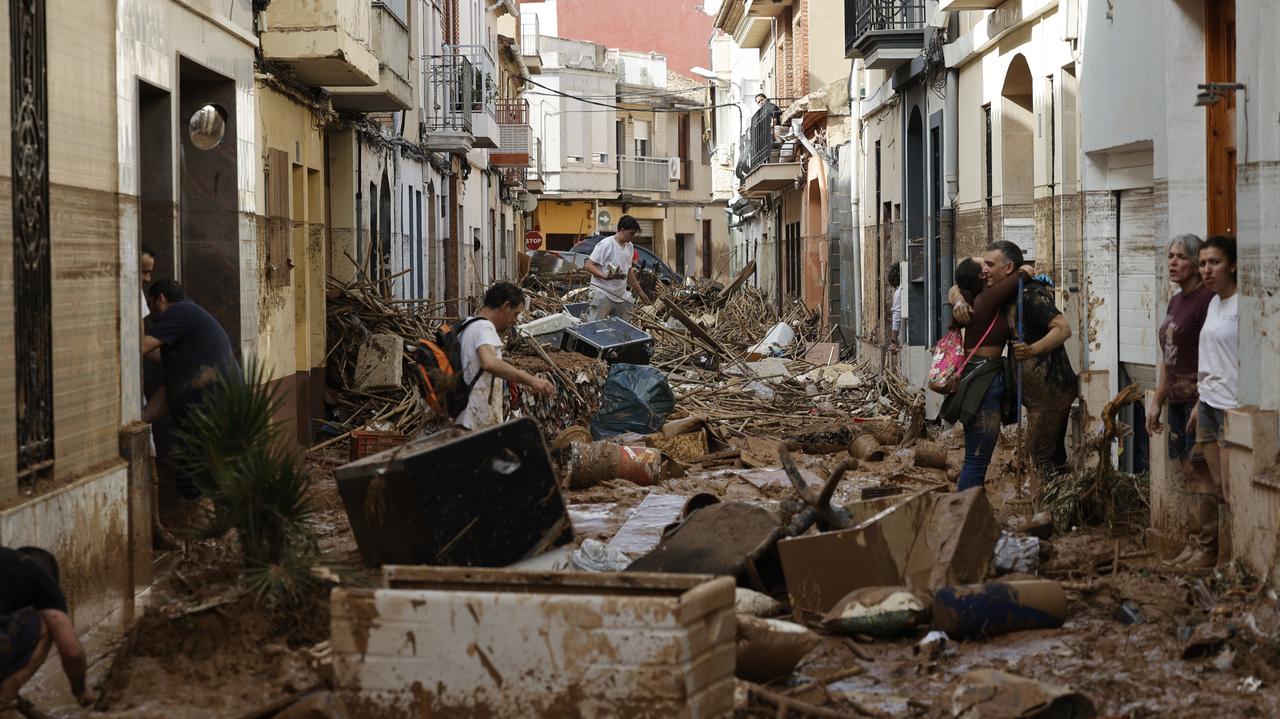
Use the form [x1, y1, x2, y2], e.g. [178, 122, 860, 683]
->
[903, 488, 1000, 591]
[778, 491, 932, 619]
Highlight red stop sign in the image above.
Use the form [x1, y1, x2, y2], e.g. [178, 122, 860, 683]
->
[524, 230, 543, 251]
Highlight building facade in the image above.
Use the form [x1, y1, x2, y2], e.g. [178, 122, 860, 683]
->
[528, 37, 728, 281]
[712, 0, 853, 324]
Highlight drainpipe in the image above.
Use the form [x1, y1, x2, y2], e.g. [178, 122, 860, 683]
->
[356, 133, 364, 280]
[850, 63, 863, 339]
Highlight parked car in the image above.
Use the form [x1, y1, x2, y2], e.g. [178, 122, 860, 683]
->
[568, 234, 685, 286]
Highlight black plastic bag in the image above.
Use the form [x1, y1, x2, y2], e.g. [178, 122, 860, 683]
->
[589, 363, 675, 439]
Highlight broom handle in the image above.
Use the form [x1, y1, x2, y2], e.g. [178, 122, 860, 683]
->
[1016, 274, 1025, 491]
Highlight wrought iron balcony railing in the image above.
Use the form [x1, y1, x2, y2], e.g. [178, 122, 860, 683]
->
[845, 0, 926, 57]
[425, 52, 474, 134]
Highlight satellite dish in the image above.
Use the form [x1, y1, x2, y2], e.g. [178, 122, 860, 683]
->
[597, 209, 612, 230]
[521, 193, 539, 214]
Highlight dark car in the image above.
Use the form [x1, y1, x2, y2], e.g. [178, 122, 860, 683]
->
[568, 234, 684, 286]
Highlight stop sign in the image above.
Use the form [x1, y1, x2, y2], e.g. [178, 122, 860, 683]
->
[524, 230, 543, 251]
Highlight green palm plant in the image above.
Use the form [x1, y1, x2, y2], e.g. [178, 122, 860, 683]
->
[171, 357, 319, 605]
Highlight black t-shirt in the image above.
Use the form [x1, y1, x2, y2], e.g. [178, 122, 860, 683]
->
[147, 300, 238, 418]
[1011, 281, 1077, 402]
[0, 547, 68, 615]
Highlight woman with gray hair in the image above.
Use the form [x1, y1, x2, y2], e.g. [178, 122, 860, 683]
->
[1147, 234, 1216, 567]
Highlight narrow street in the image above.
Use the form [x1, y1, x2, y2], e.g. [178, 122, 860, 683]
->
[3, 0, 1280, 717]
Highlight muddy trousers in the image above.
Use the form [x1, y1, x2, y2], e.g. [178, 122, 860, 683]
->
[1026, 405, 1071, 478]
[958, 371, 1005, 492]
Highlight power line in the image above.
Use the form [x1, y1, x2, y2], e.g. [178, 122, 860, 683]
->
[523, 76, 747, 115]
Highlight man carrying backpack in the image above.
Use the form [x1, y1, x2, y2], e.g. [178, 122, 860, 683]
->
[455, 282, 555, 430]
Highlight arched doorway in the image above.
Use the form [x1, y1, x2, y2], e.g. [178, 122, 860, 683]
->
[1000, 55, 1035, 258]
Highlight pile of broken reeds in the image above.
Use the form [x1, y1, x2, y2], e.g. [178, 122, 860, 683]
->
[1038, 384, 1151, 528]
[319, 276, 442, 446]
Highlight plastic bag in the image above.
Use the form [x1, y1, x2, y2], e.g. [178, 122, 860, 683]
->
[589, 363, 676, 439]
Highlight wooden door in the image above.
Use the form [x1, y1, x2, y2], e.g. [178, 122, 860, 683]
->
[1206, 0, 1236, 236]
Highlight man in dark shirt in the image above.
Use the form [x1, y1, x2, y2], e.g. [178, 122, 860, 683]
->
[0, 547, 94, 709]
[142, 279, 240, 498]
[1010, 274, 1076, 479]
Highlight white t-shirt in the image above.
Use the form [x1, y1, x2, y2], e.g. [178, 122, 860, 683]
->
[588, 236, 635, 302]
[141, 289, 150, 321]
[1197, 293, 1238, 411]
[891, 286, 902, 334]
[455, 318, 505, 431]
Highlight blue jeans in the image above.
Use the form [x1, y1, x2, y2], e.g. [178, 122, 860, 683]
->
[957, 369, 1005, 492]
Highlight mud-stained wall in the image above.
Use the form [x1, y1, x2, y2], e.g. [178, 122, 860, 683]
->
[0, 464, 130, 631]
[256, 84, 327, 446]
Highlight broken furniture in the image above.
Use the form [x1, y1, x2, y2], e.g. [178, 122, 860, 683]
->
[334, 417, 572, 568]
[562, 317, 655, 365]
[331, 566, 736, 718]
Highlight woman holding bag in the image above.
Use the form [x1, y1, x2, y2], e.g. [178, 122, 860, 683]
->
[942, 249, 1035, 492]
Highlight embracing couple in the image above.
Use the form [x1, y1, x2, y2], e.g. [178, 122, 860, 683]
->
[939, 241, 1077, 492]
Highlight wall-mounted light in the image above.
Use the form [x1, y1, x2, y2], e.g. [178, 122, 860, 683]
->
[1195, 82, 1246, 107]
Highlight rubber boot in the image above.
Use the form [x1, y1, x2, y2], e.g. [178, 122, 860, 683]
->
[1174, 494, 1219, 569]
[1216, 503, 1233, 568]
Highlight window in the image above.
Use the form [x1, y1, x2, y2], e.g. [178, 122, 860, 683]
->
[634, 119, 650, 157]
[375, 0, 408, 25]
[785, 221, 801, 299]
[677, 114, 691, 190]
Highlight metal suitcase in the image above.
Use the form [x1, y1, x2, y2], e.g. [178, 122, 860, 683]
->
[560, 317, 654, 365]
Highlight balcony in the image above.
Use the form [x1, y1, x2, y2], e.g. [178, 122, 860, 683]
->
[527, 137, 544, 193]
[520, 14, 543, 73]
[452, 45, 500, 149]
[423, 53, 475, 153]
[619, 156, 671, 194]
[259, 0, 379, 87]
[718, 0, 794, 50]
[492, 99, 532, 167]
[937, 0, 1005, 9]
[844, 0, 927, 70]
[736, 107, 802, 198]
[328, 2, 413, 111]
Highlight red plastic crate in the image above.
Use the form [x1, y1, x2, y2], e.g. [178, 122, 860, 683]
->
[349, 429, 408, 462]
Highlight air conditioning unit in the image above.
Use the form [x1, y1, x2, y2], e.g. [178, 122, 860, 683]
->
[668, 157, 682, 181]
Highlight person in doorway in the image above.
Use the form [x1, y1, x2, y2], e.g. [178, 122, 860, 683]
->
[0, 547, 95, 710]
[142, 279, 240, 499]
[1148, 235, 1216, 565]
[1008, 260, 1076, 481]
[140, 245, 156, 322]
[455, 282, 556, 432]
[583, 216, 651, 322]
[888, 264, 903, 351]
[944, 247, 1035, 492]
[1183, 235, 1239, 567]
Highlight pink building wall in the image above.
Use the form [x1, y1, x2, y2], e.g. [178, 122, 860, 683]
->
[540, 0, 714, 75]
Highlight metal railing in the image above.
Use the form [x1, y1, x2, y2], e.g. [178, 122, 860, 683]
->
[519, 13, 540, 57]
[496, 98, 529, 125]
[619, 156, 671, 192]
[737, 106, 778, 177]
[425, 53, 474, 133]
[529, 137, 543, 182]
[847, 0, 926, 50]
[448, 44, 497, 118]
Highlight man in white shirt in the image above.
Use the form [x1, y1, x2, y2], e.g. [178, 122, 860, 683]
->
[456, 282, 556, 431]
[888, 264, 902, 350]
[583, 215, 652, 322]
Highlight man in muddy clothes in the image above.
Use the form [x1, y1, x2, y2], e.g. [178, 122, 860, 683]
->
[1006, 255, 1076, 479]
[142, 278, 240, 499]
[0, 547, 94, 709]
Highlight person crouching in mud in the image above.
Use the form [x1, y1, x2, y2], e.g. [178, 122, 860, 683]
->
[944, 244, 1036, 492]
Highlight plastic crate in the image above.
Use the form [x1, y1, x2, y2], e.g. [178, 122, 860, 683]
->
[349, 429, 408, 462]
